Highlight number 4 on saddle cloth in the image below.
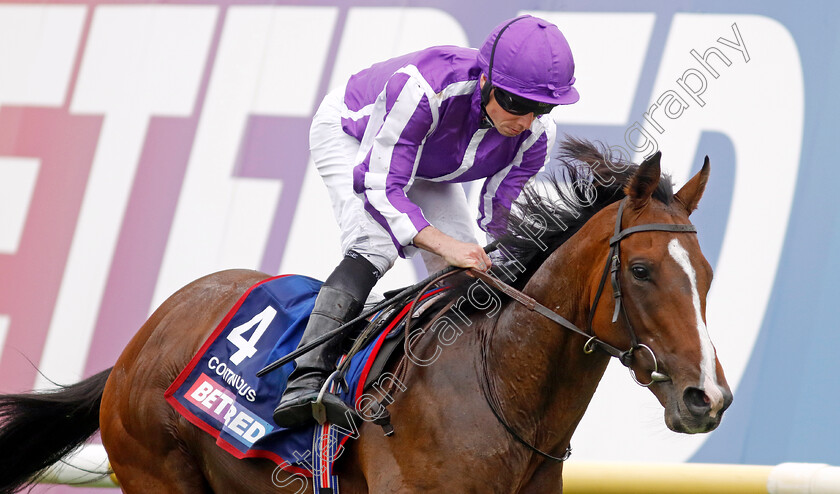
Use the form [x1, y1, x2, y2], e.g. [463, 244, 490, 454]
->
[165, 274, 446, 484]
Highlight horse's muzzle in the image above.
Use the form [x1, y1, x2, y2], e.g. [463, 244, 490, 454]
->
[668, 385, 733, 433]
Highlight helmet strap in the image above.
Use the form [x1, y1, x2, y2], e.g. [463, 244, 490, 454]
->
[480, 80, 493, 107]
[480, 83, 494, 128]
[480, 16, 528, 126]
[480, 105, 495, 129]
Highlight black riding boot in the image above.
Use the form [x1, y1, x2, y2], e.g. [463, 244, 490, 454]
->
[273, 252, 379, 429]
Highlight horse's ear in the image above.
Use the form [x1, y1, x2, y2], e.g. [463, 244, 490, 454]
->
[674, 156, 711, 215]
[624, 151, 661, 207]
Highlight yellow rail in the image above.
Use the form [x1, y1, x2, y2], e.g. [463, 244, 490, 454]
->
[563, 462, 840, 494]
[40, 446, 840, 493]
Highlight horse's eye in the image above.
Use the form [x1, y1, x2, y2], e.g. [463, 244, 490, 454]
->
[631, 265, 650, 280]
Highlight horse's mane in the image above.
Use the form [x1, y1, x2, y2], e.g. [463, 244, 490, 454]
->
[480, 137, 674, 288]
[400, 138, 676, 360]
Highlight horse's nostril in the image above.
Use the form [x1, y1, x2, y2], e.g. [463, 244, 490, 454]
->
[683, 386, 711, 416]
[721, 389, 734, 413]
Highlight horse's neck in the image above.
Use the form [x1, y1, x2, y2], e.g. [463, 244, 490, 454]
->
[484, 233, 612, 453]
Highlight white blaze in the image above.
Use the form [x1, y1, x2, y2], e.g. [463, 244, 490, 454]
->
[566, 13, 802, 462]
[668, 238, 725, 416]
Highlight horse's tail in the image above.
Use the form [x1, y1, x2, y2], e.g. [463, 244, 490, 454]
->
[0, 367, 112, 494]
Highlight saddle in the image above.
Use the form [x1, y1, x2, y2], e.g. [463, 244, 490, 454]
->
[338, 285, 451, 423]
[357, 287, 450, 389]
[165, 273, 455, 492]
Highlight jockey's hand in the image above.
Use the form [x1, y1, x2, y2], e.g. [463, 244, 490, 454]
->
[413, 226, 493, 271]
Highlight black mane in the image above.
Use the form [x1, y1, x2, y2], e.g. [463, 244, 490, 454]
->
[490, 137, 674, 287]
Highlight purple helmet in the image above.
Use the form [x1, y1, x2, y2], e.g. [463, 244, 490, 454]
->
[477, 15, 579, 105]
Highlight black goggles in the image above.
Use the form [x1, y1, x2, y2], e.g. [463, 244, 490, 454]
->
[493, 87, 557, 116]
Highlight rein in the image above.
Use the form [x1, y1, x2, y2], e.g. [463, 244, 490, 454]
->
[258, 197, 697, 464]
[473, 197, 696, 462]
[476, 198, 696, 381]
[256, 242, 499, 378]
[588, 197, 696, 384]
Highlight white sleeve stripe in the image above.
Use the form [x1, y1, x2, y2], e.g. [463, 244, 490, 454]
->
[439, 79, 477, 100]
[341, 62, 467, 123]
[480, 163, 514, 230]
[427, 128, 489, 182]
[395, 65, 439, 131]
[405, 139, 426, 191]
[479, 119, 550, 230]
[420, 79, 482, 183]
[363, 79, 424, 186]
[356, 93, 388, 167]
[365, 189, 420, 247]
[362, 66, 433, 236]
[341, 102, 374, 121]
[399, 75, 479, 190]
[540, 114, 557, 166]
[394, 66, 437, 193]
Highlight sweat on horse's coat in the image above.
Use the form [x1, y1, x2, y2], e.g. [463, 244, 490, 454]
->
[0, 139, 732, 493]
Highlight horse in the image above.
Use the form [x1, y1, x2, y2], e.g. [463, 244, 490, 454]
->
[0, 139, 732, 493]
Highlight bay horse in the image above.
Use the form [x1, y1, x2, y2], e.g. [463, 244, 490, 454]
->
[0, 140, 732, 493]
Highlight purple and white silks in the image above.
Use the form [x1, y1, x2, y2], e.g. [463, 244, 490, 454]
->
[340, 46, 556, 254]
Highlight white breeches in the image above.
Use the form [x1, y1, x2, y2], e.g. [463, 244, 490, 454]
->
[309, 89, 478, 276]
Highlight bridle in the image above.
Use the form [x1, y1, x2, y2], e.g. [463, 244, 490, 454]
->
[259, 194, 700, 462]
[586, 196, 697, 385]
[472, 196, 697, 462]
[476, 196, 697, 386]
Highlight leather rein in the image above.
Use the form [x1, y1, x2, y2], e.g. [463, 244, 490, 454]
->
[471, 196, 697, 462]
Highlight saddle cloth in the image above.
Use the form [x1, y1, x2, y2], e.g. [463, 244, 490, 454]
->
[164, 274, 444, 480]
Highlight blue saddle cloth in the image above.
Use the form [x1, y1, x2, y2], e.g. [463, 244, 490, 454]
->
[165, 274, 407, 477]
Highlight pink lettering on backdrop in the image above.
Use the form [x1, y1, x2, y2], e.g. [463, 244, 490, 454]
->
[82, 15, 316, 379]
[0, 107, 102, 391]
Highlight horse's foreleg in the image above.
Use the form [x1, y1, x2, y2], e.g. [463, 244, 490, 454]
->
[518, 461, 565, 493]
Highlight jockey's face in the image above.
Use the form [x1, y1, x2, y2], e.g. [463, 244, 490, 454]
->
[480, 76, 536, 137]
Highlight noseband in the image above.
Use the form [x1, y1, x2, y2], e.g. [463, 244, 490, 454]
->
[472, 196, 698, 463]
[475, 196, 697, 387]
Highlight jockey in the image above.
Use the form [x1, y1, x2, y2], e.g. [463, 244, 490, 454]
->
[273, 14, 580, 429]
